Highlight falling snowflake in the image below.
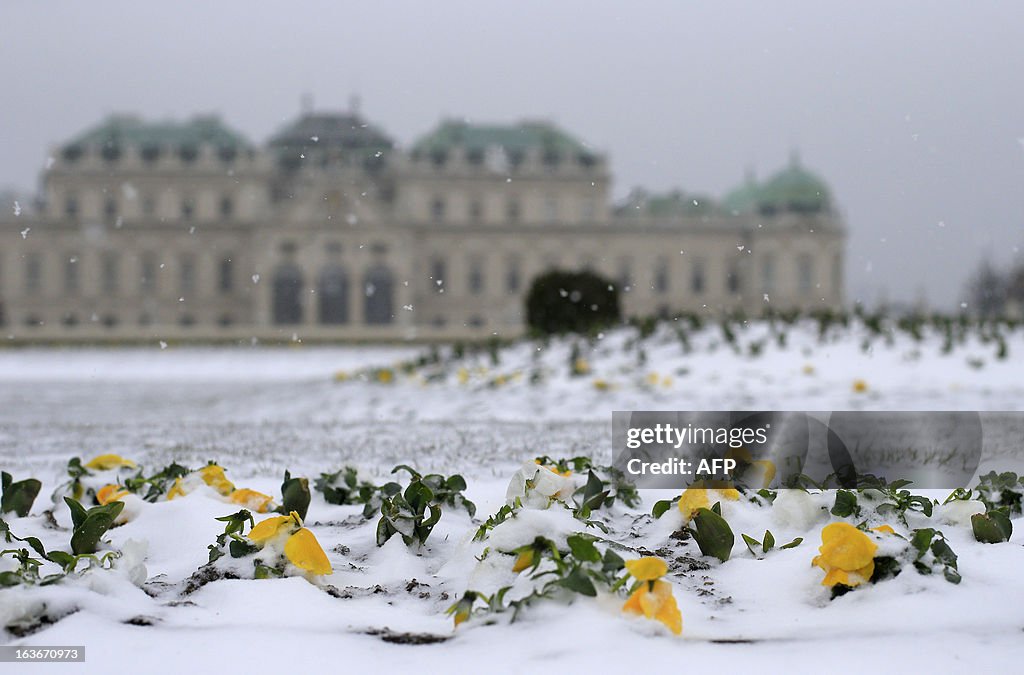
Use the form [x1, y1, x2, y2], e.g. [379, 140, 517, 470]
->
[13, 201, 21, 216]
[252, 274, 260, 284]
[20, 228, 30, 239]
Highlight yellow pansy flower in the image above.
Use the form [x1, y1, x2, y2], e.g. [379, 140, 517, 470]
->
[96, 484, 129, 505]
[592, 378, 612, 391]
[677, 484, 739, 521]
[377, 369, 394, 384]
[625, 556, 668, 581]
[447, 591, 479, 628]
[248, 513, 297, 544]
[332, 370, 349, 382]
[803, 364, 815, 375]
[283, 527, 332, 575]
[573, 358, 591, 375]
[852, 379, 868, 393]
[534, 458, 572, 477]
[871, 524, 896, 535]
[457, 367, 470, 385]
[199, 464, 235, 496]
[812, 522, 878, 587]
[622, 578, 682, 635]
[85, 454, 137, 471]
[512, 549, 535, 573]
[229, 488, 275, 513]
[248, 511, 331, 576]
[166, 477, 187, 500]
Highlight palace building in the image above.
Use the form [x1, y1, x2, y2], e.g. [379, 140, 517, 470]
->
[0, 109, 845, 341]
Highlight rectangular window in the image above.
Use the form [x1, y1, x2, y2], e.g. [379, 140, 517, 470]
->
[506, 257, 521, 293]
[468, 258, 484, 295]
[726, 261, 741, 294]
[431, 197, 445, 221]
[25, 253, 42, 294]
[506, 198, 521, 222]
[219, 256, 234, 293]
[102, 252, 119, 294]
[654, 258, 669, 294]
[64, 255, 79, 294]
[141, 253, 157, 293]
[798, 254, 814, 292]
[180, 254, 195, 294]
[431, 256, 446, 293]
[761, 254, 775, 293]
[691, 258, 705, 294]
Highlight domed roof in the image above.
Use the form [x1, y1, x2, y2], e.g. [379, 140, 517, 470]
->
[756, 153, 831, 214]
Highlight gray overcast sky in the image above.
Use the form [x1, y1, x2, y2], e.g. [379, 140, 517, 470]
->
[2, 1, 1022, 307]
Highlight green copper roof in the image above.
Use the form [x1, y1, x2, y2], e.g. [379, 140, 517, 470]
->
[721, 155, 832, 215]
[617, 188, 720, 217]
[756, 155, 831, 213]
[412, 120, 593, 158]
[66, 114, 252, 150]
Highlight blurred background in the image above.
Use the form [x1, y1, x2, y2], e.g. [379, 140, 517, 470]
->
[0, 1, 1022, 344]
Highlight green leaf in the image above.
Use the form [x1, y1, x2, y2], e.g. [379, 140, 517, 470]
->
[971, 511, 1012, 544]
[652, 500, 673, 519]
[64, 497, 89, 530]
[930, 538, 958, 568]
[446, 474, 468, 492]
[46, 550, 76, 572]
[911, 528, 935, 558]
[69, 501, 124, 554]
[762, 530, 775, 552]
[0, 571, 22, 586]
[280, 472, 311, 521]
[741, 533, 761, 556]
[560, 567, 597, 597]
[779, 537, 803, 550]
[691, 507, 734, 562]
[831, 490, 858, 517]
[566, 534, 601, 563]
[391, 464, 422, 480]
[229, 539, 258, 558]
[601, 548, 625, 573]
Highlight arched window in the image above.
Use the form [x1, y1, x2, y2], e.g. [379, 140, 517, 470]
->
[318, 265, 349, 325]
[273, 264, 304, 325]
[363, 265, 394, 325]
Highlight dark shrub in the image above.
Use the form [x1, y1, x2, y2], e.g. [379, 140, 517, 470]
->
[525, 269, 621, 336]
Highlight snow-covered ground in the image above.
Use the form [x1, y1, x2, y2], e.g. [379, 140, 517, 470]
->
[2, 320, 1023, 672]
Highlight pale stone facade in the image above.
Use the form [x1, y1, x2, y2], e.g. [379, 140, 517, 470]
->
[0, 112, 845, 342]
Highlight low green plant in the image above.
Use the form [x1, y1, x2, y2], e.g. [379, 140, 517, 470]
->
[376, 478, 442, 547]
[206, 509, 257, 563]
[64, 497, 123, 555]
[2, 471, 42, 517]
[276, 471, 311, 521]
